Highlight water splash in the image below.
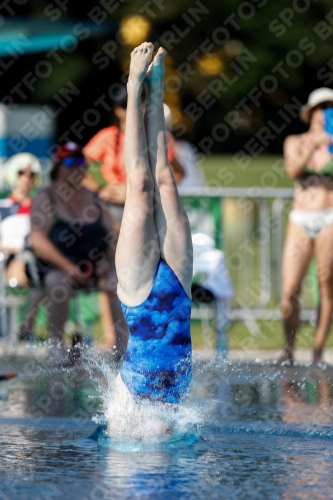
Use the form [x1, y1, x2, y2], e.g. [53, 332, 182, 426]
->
[82, 348, 202, 450]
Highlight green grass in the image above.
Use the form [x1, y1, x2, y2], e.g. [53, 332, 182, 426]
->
[87, 154, 294, 189]
[33, 318, 333, 351]
[201, 155, 293, 188]
[191, 319, 333, 351]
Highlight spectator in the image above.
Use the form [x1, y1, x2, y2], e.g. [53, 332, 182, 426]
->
[280, 88, 333, 366]
[0, 153, 43, 341]
[83, 87, 184, 227]
[163, 104, 206, 188]
[30, 142, 127, 364]
[0, 153, 41, 255]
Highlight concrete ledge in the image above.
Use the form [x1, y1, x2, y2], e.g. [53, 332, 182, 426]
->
[193, 348, 333, 365]
[227, 349, 333, 364]
[2, 344, 333, 367]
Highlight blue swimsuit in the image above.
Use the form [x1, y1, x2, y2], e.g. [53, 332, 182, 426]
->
[120, 259, 192, 404]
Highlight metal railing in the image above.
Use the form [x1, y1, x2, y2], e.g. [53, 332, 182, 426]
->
[179, 186, 317, 325]
[0, 186, 316, 344]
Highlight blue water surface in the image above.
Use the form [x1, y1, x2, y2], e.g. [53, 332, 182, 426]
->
[1, 357, 333, 500]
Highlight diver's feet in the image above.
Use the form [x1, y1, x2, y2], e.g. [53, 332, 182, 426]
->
[276, 350, 294, 366]
[144, 47, 166, 89]
[128, 42, 154, 86]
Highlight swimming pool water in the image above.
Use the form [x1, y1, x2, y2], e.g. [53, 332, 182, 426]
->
[1, 357, 333, 499]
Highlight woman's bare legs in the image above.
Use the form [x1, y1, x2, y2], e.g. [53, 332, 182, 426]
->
[19, 289, 44, 338]
[144, 48, 193, 296]
[44, 265, 125, 351]
[44, 270, 73, 343]
[115, 42, 160, 306]
[313, 225, 333, 364]
[98, 262, 128, 356]
[279, 221, 313, 364]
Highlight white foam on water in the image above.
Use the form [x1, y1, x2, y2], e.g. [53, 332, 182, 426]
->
[82, 349, 203, 450]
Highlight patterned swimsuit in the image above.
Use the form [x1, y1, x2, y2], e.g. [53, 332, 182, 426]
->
[120, 259, 192, 404]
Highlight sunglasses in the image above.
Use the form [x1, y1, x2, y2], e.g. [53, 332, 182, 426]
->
[62, 156, 86, 168]
[18, 170, 36, 179]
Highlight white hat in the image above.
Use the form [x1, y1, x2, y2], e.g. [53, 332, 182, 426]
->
[1, 153, 41, 189]
[299, 87, 333, 123]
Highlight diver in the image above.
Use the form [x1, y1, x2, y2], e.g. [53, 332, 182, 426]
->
[112, 43, 193, 421]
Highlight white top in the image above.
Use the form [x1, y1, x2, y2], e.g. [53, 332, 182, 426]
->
[0, 213, 30, 251]
[175, 141, 206, 188]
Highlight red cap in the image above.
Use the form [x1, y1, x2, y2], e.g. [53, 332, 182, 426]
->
[53, 142, 83, 162]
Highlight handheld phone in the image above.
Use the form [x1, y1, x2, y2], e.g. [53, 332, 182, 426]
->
[324, 108, 333, 153]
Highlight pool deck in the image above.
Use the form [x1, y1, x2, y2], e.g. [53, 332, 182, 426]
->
[228, 348, 333, 365]
[1, 343, 333, 373]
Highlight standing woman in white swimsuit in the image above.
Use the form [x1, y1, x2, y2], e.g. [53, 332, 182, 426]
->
[280, 88, 333, 365]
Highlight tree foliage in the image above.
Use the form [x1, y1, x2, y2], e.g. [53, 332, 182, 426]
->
[1, 0, 332, 153]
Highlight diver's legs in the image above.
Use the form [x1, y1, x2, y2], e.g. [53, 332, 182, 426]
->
[144, 48, 193, 297]
[115, 42, 160, 307]
[19, 288, 44, 338]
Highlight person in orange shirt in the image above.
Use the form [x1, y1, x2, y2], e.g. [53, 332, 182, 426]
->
[84, 88, 184, 225]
